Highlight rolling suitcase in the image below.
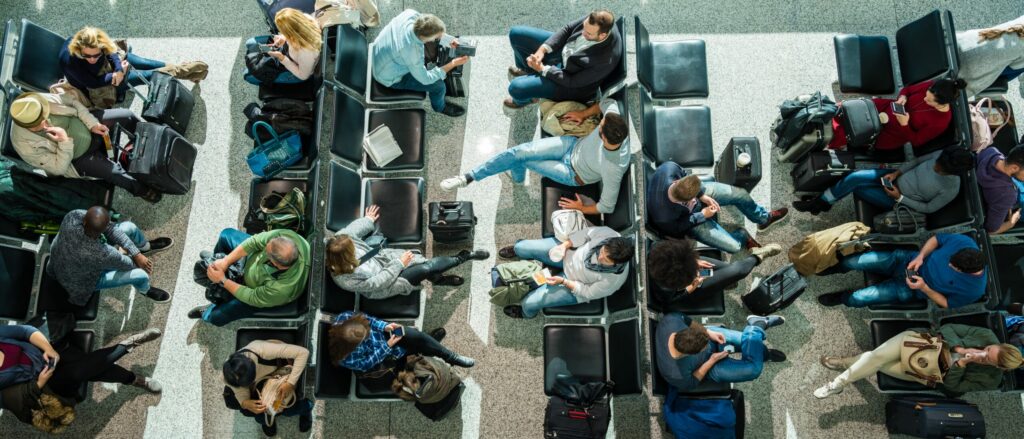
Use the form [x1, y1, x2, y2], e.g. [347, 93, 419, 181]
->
[837, 98, 881, 149]
[741, 263, 807, 315]
[127, 122, 198, 195]
[791, 149, 854, 193]
[885, 396, 985, 439]
[134, 71, 195, 135]
[257, 0, 316, 31]
[428, 201, 477, 243]
[543, 394, 610, 439]
[714, 137, 762, 191]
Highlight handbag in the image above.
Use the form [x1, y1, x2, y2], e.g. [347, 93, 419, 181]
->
[551, 209, 590, 242]
[245, 188, 307, 233]
[899, 332, 951, 388]
[193, 252, 245, 304]
[256, 374, 296, 427]
[247, 121, 303, 179]
[872, 203, 925, 234]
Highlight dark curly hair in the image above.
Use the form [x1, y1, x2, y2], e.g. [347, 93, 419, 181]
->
[648, 239, 700, 291]
[934, 146, 975, 175]
[950, 248, 985, 273]
[602, 237, 635, 264]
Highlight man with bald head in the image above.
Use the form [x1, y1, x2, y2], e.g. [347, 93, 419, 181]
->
[188, 227, 310, 326]
[48, 206, 174, 305]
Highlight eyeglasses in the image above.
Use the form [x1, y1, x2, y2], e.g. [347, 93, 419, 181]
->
[80, 51, 103, 60]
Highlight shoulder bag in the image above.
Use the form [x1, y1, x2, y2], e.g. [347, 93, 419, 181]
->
[247, 121, 303, 179]
[900, 332, 951, 388]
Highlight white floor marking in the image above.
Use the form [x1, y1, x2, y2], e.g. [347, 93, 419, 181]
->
[460, 377, 482, 439]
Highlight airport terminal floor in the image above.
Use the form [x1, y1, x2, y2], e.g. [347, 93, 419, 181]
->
[1, 0, 1024, 438]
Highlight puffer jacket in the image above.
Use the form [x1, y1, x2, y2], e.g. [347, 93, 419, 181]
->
[788, 221, 872, 275]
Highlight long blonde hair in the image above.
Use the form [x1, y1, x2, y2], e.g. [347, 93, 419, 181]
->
[68, 26, 117, 58]
[979, 24, 1024, 42]
[275, 8, 322, 51]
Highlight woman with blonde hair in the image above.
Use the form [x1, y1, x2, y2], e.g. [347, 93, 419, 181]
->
[244, 8, 323, 84]
[957, 15, 1024, 97]
[325, 205, 488, 299]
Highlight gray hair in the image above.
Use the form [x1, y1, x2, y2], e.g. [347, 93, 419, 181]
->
[413, 14, 446, 39]
[267, 236, 299, 267]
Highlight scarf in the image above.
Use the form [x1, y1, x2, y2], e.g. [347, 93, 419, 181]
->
[583, 239, 626, 274]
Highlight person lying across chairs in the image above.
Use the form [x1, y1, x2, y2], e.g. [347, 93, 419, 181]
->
[49, 206, 174, 304]
[441, 98, 629, 218]
[816, 233, 987, 309]
[977, 144, 1024, 234]
[956, 15, 1024, 98]
[9, 92, 162, 202]
[647, 239, 782, 312]
[646, 161, 788, 254]
[244, 8, 322, 85]
[655, 312, 786, 393]
[793, 146, 975, 215]
[187, 228, 310, 326]
[328, 311, 475, 373]
[814, 323, 1023, 398]
[222, 339, 313, 437]
[325, 205, 490, 298]
[497, 225, 633, 318]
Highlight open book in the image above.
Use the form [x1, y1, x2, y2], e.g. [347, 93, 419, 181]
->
[363, 124, 402, 167]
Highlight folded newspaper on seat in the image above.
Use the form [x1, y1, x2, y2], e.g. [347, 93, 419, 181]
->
[363, 125, 402, 167]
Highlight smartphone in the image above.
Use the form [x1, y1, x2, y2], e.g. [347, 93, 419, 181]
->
[891, 102, 907, 115]
[722, 345, 736, 353]
[391, 326, 405, 338]
[47, 358, 57, 368]
[699, 268, 713, 278]
[257, 44, 277, 54]
[880, 177, 895, 190]
[905, 268, 919, 279]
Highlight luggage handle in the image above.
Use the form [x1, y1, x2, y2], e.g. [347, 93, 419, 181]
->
[123, 61, 155, 105]
[251, 121, 283, 146]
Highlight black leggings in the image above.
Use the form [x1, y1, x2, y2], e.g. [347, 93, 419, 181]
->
[398, 255, 462, 285]
[395, 327, 458, 362]
[48, 344, 135, 399]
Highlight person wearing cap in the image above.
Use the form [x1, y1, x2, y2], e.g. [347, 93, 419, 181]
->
[9, 92, 161, 202]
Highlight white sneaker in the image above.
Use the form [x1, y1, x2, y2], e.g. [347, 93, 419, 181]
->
[440, 175, 468, 191]
[134, 376, 162, 394]
[813, 382, 843, 399]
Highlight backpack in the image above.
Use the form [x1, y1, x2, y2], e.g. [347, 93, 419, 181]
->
[390, 355, 462, 405]
[488, 260, 544, 307]
[244, 188, 307, 234]
[244, 44, 291, 84]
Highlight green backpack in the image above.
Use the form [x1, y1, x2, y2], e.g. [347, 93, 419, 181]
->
[250, 188, 306, 233]
[488, 260, 543, 307]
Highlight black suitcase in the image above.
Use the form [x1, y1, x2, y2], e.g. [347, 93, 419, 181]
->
[127, 122, 198, 195]
[428, 201, 477, 243]
[714, 137, 762, 191]
[837, 98, 881, 149]
[543, 395, 610, 439]
[428, 40, 469, 98]
[791, 149, 854, 193]
[136, 71, 195, 135]
[885, 396, 985, 439]
[741, 263, 808, 315]
[256, 0, 315, 32]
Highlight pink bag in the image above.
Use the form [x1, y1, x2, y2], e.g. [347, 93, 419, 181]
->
[970, 98, 1011, 151]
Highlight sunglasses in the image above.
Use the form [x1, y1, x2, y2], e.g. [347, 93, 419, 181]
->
[80, 51, 104, 60]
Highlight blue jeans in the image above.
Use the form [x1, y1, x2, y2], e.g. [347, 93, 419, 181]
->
[243, 36, 304, 85]
[470, 135, 578, 185]
[512, 237, 578, 318]
[823, 168, 897, 210]
[514, 237, 564, 268]
[508, 26, 563, 106]
[688, 182, 768, 254]
[837, 249, 925, 307]
[705, 326, 767, 384]
[96, 222, 151, 294]
[121, 52, 167, 88]
[202, 228, 284, 327]
[390, 73, 447, 112]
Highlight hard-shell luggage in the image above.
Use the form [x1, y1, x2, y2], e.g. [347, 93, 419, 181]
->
[885, 396, 985, 439]
[428, 201, 476, 243]
[127, 122, 197, 195]
[714, 137, 762, 191]
[791, 149, 854, 193]
[741, 263, 807, 315]
[135, 71, 195, 135]
[837, 98, 881, 149]
[543, 394, 611, 439]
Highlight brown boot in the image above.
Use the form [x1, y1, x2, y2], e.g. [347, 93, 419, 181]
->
[158, 60, 209, 82]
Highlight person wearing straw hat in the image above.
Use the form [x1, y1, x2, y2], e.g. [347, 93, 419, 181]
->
[8, 92, 161, 202]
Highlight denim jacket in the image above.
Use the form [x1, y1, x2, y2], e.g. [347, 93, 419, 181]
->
[371, 9, 448, 87]
[0, 325, 46, 392]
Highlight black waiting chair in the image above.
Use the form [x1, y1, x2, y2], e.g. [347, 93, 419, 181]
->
[0, 240, 38, 320]
[363, 177, 425, 247]
[639, 87, 714, 167]
[314, 321, 352, 398]
[634, 16, 709, 99]
[329, 87, 425, 172]
[832, 35, 896, 95]
[64, 330, 95, 402]
[247, 276, 311, 320]
[649, 319, 732, 396]
[607, 319, 642, 395]
[320, 269, 357, 314]
[36, 257, 100, 322]
[325, 162, 362, 232]
[245, 163, 319, 234]
[647, 245, 726, 317]
[596, 16, 628, 98]
[869, 319, 934, 393]
[853, 173, 976, 233]
[332, 24, 425, 106]
[606, 261, 639, 314]
[359, 290, 422, 320]
[543, 259, 638, 318]
[539, 164, 635, 238]
[990, 242, 1024, 308]
[11, 19, 65, 92]
[543, 321, 643, 396]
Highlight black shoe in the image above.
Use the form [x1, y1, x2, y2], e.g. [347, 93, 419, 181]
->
[299, 412, 312, 433]
[793, 197, 830, 215]
[508, 66, 528, 78]
[429, 328, 447, 342]
[757, 208, 789, 231]
[817, 291, 846, 307]
[498, 246, 517, 260]
[143, 237, 174, 255]
[187, 305, 208, 319]
[765, 349, 787, 362]
[440, 102, 466, 117]
[448, 354, 476, 368]
[143, 287, 171, 303]
[262, 423, 277, 437]
[243, 102, 262, 120]
[458, 249, 490, 261]
[433, 274, 464, 286]
[503, 305, 524, 319]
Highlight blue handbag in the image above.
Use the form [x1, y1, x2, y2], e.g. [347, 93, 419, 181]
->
[247, 121, 303, 178]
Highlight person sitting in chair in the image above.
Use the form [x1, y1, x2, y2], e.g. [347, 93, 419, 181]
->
[328, 311, 474, 373]
[223, 339, 313, 437]
[504, 10, 622, 109]
[244, 8, 322, 85]
[977, 144, 1024, 234]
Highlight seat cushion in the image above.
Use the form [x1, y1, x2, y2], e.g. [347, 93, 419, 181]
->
[369, 78, 426, 103]
[0, 244, 36, 319]
[607, 320, 641, 395]
[543, 325, 607, 395]
[992, 243, 1024, 307]
[648, 39, 709, 99]
[13, 19, 65, 92]
[363, 178, 424, 245]
[926, 175, 972, 230]
[356, 370, 399, 399]
[895, 10, 950, 86]
[326, 162, 362, 231]
[246, 178, 311, 234]
[334, 24, 369, 94]
[315, 322, 352, 398]
[249, 289, 308, 319]
[320, 269, 357, 314]
[869, 319, 931, 392]
[543, 298, 604, 317]
[359, 290, 421, 319]
[540, 178, 603, 238]
[330, 89, 366, 164]
[603, 164, 635, 232]
[646, 103, 715, 167]
[37, 259, 99, 321]
[365, 109, 426, 171]
[598, 16, 627, 94]
[606, 261, 638, 313]
[833, 35, 896, 95]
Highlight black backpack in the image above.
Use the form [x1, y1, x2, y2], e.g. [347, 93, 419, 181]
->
[544, 380, 613, 439]
[244, 44, 291, 84]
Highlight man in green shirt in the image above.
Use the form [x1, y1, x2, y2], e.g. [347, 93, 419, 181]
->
[188, 228, 310, 326]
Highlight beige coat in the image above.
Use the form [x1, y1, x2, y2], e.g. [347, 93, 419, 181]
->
[9, 93, 100, 178]
[227, 340, 310, 404]
[788, 221, 872, 276]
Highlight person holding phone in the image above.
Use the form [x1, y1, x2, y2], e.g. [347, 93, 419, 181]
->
[794, 146, 975, 215]
[817, 233, 987, 309]
[328, 311, 475, 374]
[243, 8, 322, 85]
[222, 339, 313, 436]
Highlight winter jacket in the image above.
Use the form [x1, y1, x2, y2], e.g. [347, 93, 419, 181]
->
[788, 221, 873, 275]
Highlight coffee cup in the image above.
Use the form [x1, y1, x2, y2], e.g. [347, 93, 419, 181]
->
[737, 152, 752, 167]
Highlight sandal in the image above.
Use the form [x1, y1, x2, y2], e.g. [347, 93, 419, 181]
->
[433, 274, 464, 286]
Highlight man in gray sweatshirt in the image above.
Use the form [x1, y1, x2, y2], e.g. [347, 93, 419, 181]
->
[793, 146, 975, 215]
